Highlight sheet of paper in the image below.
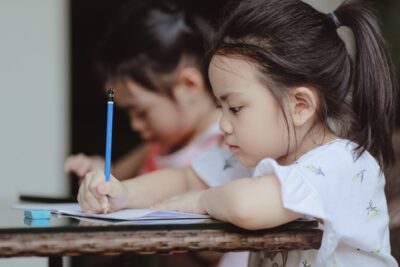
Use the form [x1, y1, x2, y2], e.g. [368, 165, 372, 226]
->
[13, 203, 210, 221]
[70, 215, 214, 226]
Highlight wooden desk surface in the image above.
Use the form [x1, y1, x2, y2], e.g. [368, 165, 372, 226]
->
[0, 200, 322, 258]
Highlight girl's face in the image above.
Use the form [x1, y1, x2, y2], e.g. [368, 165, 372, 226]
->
[209, 56, 289, 167]
[112, 78, 191, 151]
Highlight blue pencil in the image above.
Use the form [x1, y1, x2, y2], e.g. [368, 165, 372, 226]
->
[105, 88, 114, 182]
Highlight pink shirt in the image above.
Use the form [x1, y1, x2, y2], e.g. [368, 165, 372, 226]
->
[143, 123, 222, 172]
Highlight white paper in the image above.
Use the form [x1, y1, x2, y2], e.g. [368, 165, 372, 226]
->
[13, 203, 210, 221]
[69, 215, 213, 225]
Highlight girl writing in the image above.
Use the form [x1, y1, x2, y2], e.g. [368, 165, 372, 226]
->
[77, 0, 398, 266]
[64, 1, 222, 181]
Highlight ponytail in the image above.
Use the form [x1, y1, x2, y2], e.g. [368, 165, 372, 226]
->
[335, 1, 398, 168]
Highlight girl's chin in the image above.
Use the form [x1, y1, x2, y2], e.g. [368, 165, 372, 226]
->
[235, 154, 259, 168]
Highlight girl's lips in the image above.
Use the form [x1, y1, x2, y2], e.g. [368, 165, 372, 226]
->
[228, 144, 239, 153]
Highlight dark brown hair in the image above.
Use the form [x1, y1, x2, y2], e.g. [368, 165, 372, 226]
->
[96, 1, 212, 95]
[206, 0, 398, 168]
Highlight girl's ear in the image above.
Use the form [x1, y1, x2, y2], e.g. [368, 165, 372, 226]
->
[175, 67, 205, 92]
[288, 86, 319, 127]
[172, 67, 206, 105]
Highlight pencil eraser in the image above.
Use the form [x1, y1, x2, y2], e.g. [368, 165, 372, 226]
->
[24, 209, 51, 220]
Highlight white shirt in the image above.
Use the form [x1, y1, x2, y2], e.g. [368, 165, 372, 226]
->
[192, 147, 252, 267]
[192, 139, 398, 267]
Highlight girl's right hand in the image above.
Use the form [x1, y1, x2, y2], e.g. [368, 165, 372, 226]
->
[77, 170, 129, 214]
[64, 154, 105, 179]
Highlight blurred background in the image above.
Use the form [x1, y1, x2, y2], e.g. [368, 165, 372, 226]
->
[0, 0, 399, 266]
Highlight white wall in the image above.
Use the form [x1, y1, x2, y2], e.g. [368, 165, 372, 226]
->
[304, 0, 343, 12]
[0, 0, 69, 266]
[304, 0, 356, 60]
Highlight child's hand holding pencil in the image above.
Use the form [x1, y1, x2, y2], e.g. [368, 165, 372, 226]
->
[77, 88, 126, 214]
[77, 170, 128, 214]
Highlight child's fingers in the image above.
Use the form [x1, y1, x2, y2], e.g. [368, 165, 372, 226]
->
[83, 190, 103, 212]
[64, 156, 78, 173]
[96, 178, 124, 199]
[85, 171, 106, 198]
[65, 154, 94, 177]
[87, 181, 103, 199]
[77, 157, 97, 177]
[98, 195, 109, 212]
[77, 185, 93, 213]
[64, 158, 72, 173]
[80, 171, 124, 213]
[66, 160, 84, 177]
[78, 178, 104, 213]
[75, 161, 88, 176]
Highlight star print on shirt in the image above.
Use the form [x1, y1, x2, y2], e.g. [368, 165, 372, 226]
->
[352, 169, 366, 183]
[302, 258, 311, 267]
[366, 200, 379, 218]
[371, 245, 381, 254]
[223, 155, 236, 170]
[304, 164, 325, 176]
[258, 251, 288, 267]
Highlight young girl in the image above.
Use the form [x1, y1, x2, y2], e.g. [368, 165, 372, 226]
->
[64, 1, 222, 180]
[77, 0, 398, 266]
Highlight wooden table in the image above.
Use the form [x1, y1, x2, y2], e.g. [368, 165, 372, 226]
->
[0, 201, 322, 267]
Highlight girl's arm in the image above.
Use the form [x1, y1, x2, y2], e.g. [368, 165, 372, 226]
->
[77, 166, 208, 213]
[64, 144, 148, 181]
[200, 175, 301, 230]
[123, 167, 208, 208]
[112, 143, 148, 180]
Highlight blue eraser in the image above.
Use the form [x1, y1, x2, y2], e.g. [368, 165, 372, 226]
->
[24, 218, 50, 227]
[24, 209, 51, 220]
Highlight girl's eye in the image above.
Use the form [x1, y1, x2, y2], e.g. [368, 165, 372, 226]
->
[229, 106, 242, 114]
[215, 101, 222, 108]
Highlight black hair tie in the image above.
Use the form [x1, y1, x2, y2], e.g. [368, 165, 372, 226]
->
[328, 12, 342, 28]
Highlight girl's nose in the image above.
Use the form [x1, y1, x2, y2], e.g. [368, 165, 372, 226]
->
[219, 114, 233, 135]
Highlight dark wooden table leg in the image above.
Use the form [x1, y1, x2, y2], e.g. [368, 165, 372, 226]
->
[49, 256, 62, 267]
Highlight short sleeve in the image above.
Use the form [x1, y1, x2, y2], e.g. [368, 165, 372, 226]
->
[253, 158, 326, 220]
[253, 141, 396, 266]
[191, 147, 253, 187]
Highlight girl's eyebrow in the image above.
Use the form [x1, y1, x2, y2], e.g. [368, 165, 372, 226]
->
[219, 92, 244, 102]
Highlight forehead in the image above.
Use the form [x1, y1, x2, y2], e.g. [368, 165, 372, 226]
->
[111, 78, 153, 109]
[209, 55, 264, 98]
